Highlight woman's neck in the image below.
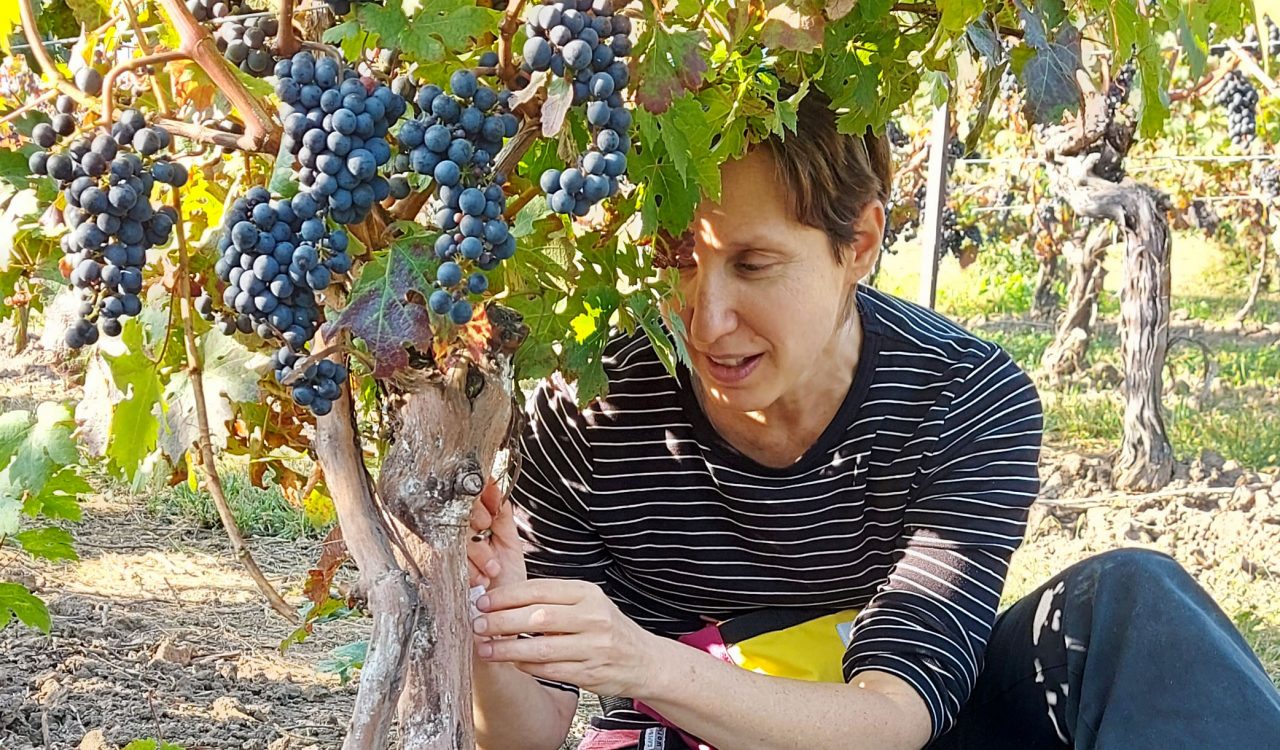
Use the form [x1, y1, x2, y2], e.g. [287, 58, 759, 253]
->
[695, 308, 864, 469]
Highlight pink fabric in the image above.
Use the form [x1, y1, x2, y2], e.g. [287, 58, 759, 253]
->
[576, 727, 644, 750]
[630, 623, 731, 750]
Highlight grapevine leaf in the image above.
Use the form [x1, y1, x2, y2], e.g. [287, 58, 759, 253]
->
[330, 244, 435, 378]
[99, 321, 162, 477]
[627, 293, 678, 378]
[318, 640, 368, 684]
[761, 2, 825, 52]
[14, 527, 77, 562]
[511, 195, 550, 239]
[0, 147, 33, 190]
[0, 410, 32, 468]
[2, 403, 76, 494]
[21, 467, 88, 522]
[75, 354, 115, 457]
[542, 77, 574, 137]
[1134, 40, 1171, 138]
[0, 3, 19, 54]
[269, 137, 300, 199]
[939, 0, 985, 32]
[562, 288, 618, 406]
[121, 741, 187, 750]
[633, 26, 708, 114]
[826, 0, 859, 21]
[157, 333, 263, 462]
[360, 1, 499, 64]
[1017, 9, 1083, 124]
[0, 582, 50, 633]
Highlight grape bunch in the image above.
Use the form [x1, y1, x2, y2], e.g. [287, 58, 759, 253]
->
[274, 350, 348, 417]
[27, 109, 187, 349]
[188, 0, 281, 77]
[523, 0, 633, 217]
[886, 121, 909, 149]
[399, 66, 518, 189]
[393, 63, 520, 324]
[940, 208, 982, 258]
[212, 187, 351, 348]
[1188, 199, 1220, 235]
[1106, 61, 1135, 118]
[1256, 165, 1280, 199]
[1214, 71, 1258, 149]
[999, 65, 1019, 98]
[277, 51, 406, 225]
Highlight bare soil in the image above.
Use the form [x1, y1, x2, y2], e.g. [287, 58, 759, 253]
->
[2, 321, 1277, 750]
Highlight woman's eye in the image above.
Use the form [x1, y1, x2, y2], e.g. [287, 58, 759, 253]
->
[737, 262, 769, 273]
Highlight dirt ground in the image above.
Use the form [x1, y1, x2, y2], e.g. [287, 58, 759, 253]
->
[2, 320, 1278, 750]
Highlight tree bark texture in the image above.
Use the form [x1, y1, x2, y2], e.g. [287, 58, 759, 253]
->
[1030, 252, 1062, 321]
[1054, 156, 1174, 491]
[379, 359, 516, 750]
[1040, 225, 1110, 376]
[314, 323, 524, 749]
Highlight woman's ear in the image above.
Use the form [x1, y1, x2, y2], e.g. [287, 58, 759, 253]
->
[845, 200, 884, 283]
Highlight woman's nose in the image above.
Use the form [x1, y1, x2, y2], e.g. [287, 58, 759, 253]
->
[687, 272, 736, 348]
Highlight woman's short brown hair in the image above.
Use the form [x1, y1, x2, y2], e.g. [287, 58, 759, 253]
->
[761, 88, 893, 262]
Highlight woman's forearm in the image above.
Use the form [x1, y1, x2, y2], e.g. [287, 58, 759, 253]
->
[634, 635, 932, 750]
[474, 651, 575, 750]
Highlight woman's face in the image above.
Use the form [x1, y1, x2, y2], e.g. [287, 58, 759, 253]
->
[673, 148, 882, 414]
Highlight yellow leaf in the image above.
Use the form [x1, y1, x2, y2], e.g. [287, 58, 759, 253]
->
[569, 302, 602, 344]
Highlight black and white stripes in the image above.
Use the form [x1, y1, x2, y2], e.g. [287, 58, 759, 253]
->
[510, 285, 1044, 742]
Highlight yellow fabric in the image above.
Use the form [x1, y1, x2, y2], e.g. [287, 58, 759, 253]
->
[725, 608, 860, 683]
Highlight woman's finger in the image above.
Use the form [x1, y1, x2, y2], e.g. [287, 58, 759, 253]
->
[468, 559, 488, 587]
[475, 633, 589, 664]
[469, 499, 493, 531]
[480, 481, 504, 516]
[472, 602, 581, 637]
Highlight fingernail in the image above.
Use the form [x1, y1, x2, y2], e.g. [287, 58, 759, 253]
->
[472, 617, 488, 634]
[476, 595, 489, 611]
[485, 560, 500, 576]
[477, 642, 493, 658]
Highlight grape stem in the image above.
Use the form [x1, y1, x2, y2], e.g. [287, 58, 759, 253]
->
[171, 186, 300, 625]
[119, 0, 175, 115]
[0, 89, 56, 124]
[16, 0, 98, 108]
[102, 50, 187, 126]
[1169, 56, 1239, 102]
[497, 0, 530, 84]
[1225, 39, 1280, 97]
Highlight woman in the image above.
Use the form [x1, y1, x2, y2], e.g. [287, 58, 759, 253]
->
[465, 92, 1280, 750]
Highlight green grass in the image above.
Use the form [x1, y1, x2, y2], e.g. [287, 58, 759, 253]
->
[147, 470, 331, 540]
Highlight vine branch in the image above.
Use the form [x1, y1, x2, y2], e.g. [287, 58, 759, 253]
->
[171, 187, 299, 624]
[155, 0, 280, 152]
[277, 0, 301, 58]
[119, 0, 174, 115]
[17, 0, 96, 108]
[102, 51, 187, 125]
[498, 0, 530, 83]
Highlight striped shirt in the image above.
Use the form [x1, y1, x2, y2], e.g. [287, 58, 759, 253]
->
[510, 285, 1044, 742]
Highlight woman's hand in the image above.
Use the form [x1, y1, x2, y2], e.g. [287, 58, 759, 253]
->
[472, 578, 663, 698]
[467, 481, 526, 589]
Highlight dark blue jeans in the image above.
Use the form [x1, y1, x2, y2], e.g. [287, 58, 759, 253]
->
[930, 548, 1280, 749]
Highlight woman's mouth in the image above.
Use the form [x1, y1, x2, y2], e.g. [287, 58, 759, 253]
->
[704, 353, 763, 384]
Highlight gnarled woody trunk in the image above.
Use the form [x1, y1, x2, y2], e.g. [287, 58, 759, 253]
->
[1055, 157, 1174, 491]
[1040, 224, 1111, 376]
[314, 327, 521, 750]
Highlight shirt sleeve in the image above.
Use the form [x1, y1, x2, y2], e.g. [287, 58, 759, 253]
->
[509, 374, 614, 695]
[841, 348, 1044, 741]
